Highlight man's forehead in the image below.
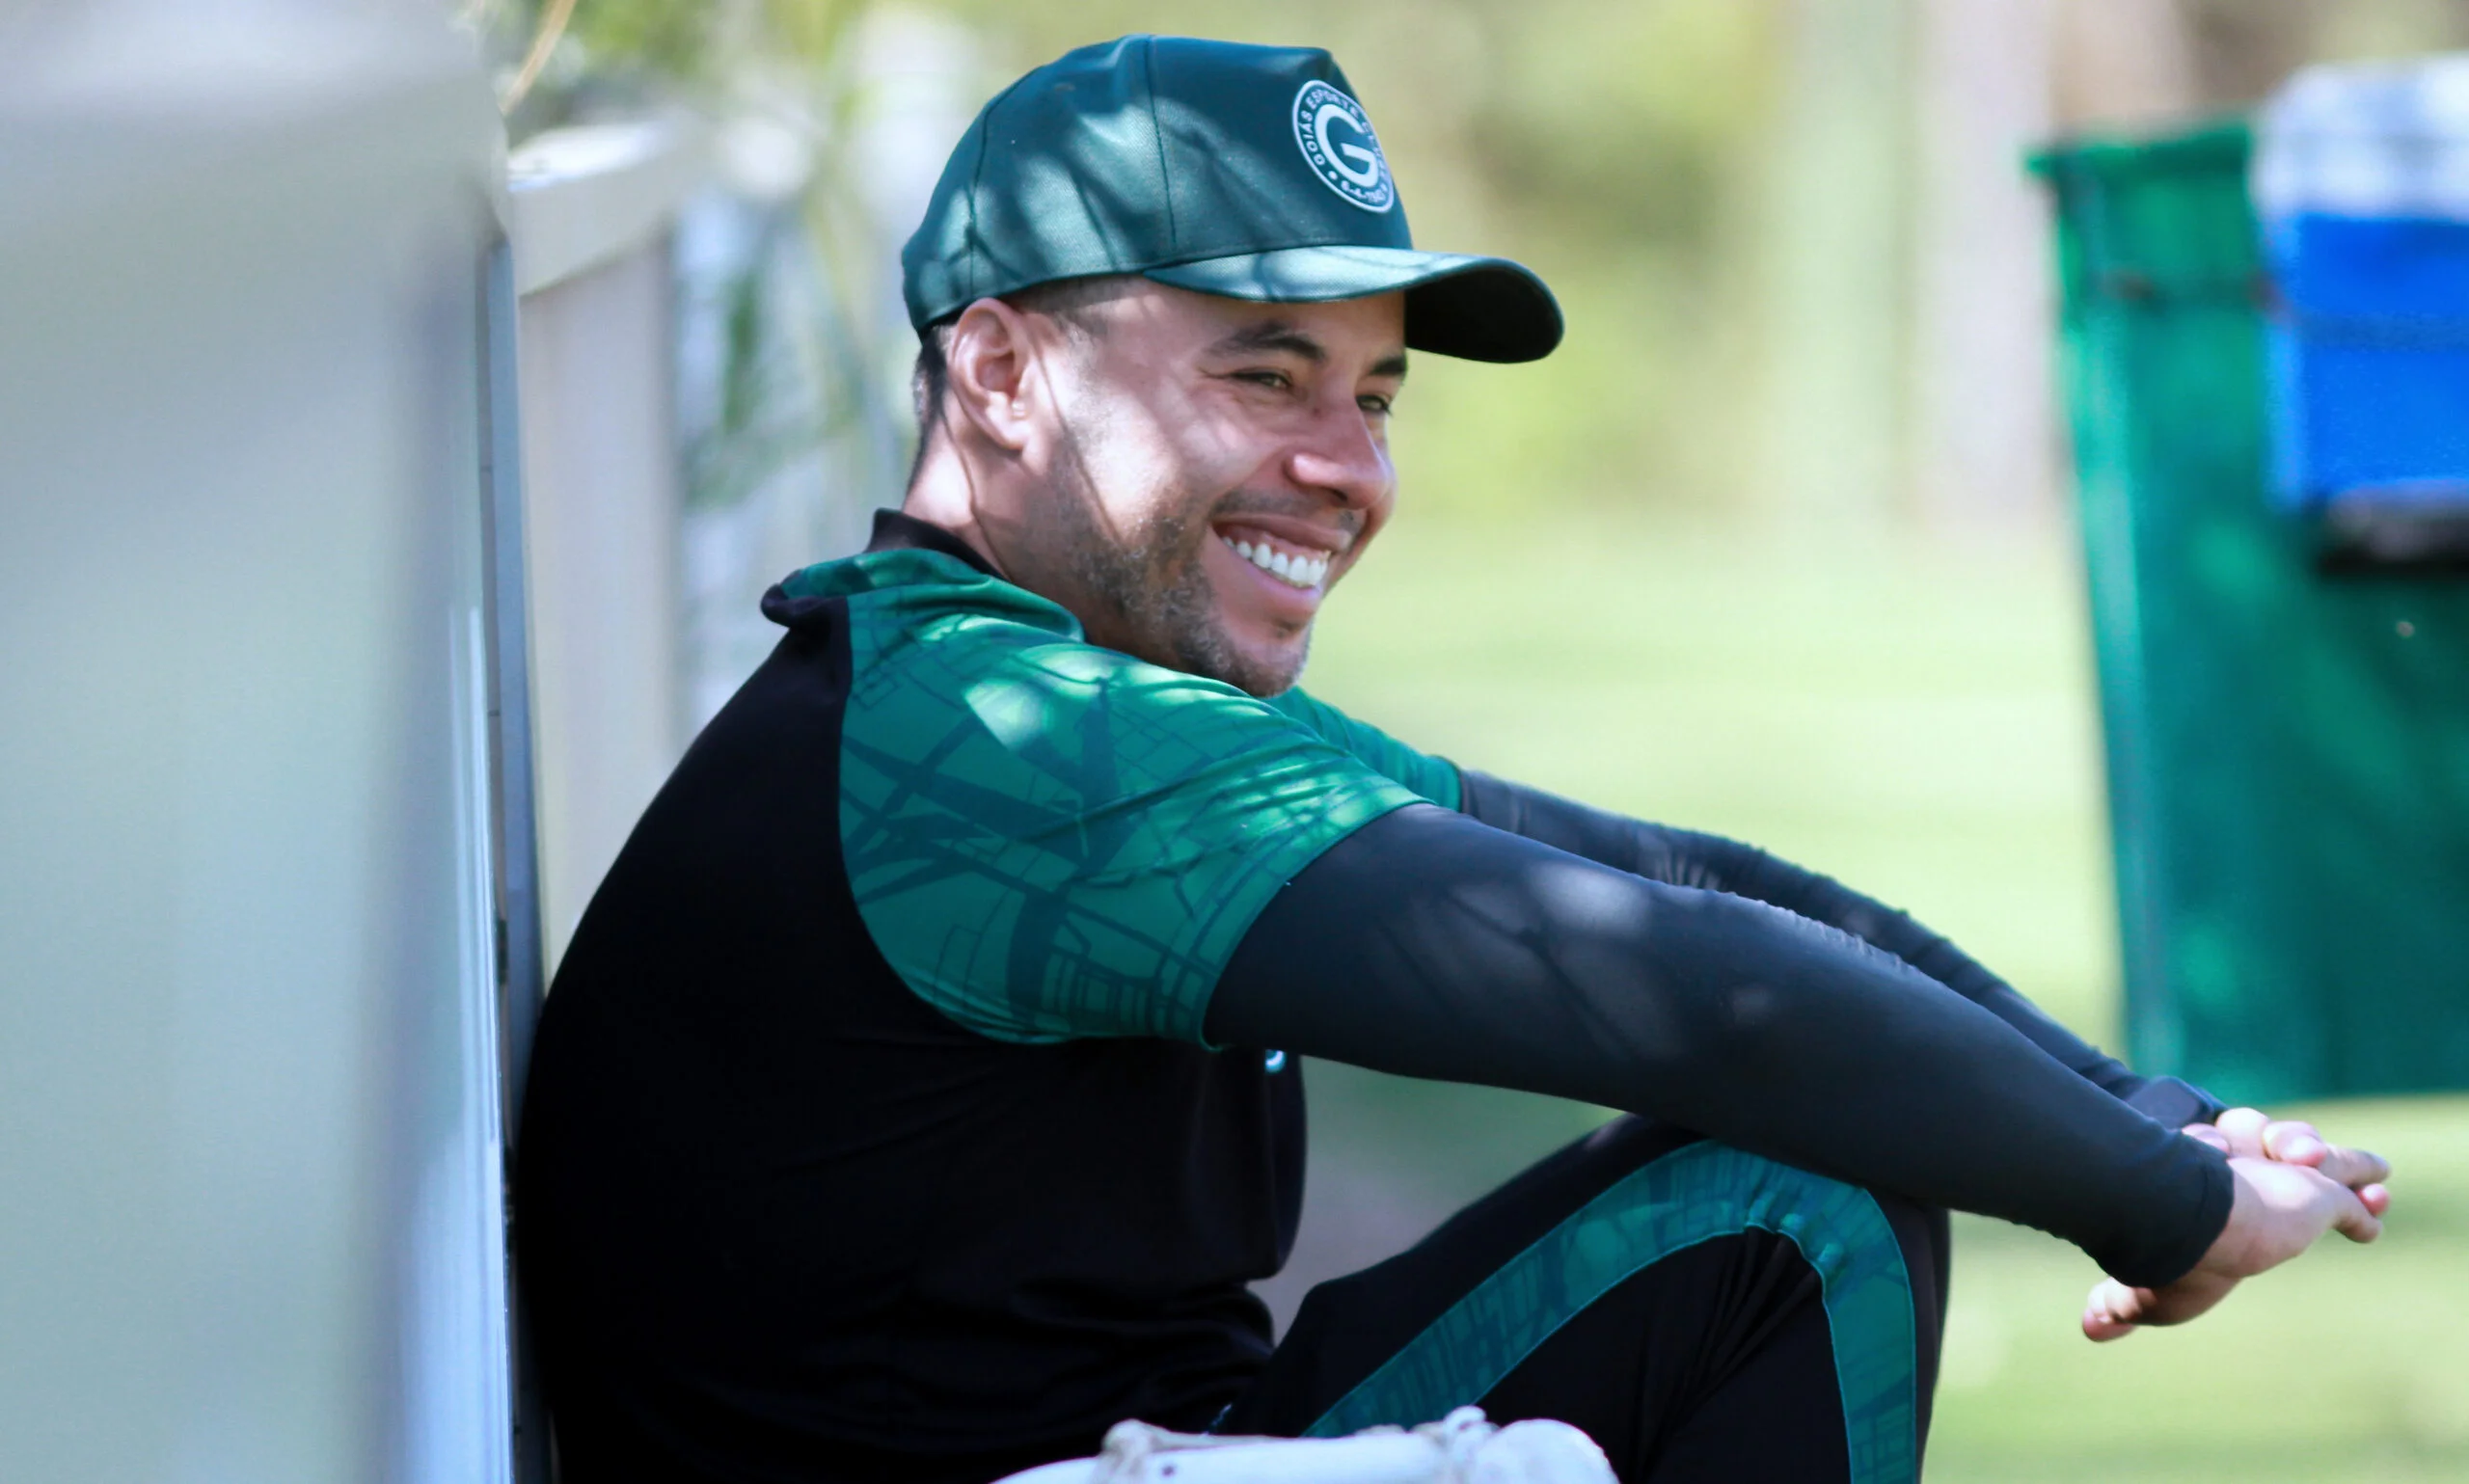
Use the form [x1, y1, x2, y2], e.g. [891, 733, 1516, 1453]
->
[1138, 283, 1408, 367]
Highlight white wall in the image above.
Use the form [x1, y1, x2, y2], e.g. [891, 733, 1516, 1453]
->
[0, 6, 522, 1481]
[517, 236, 687, 968]
[508, 120, 703, 971]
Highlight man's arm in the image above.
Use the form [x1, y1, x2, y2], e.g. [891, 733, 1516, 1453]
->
[1210, 804, 2242, 1288]
[1455, 769, 2226, 1128]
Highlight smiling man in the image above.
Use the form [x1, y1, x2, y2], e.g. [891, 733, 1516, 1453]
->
[904, 284, 1403, 700]
[516, 36, 2391, 1484]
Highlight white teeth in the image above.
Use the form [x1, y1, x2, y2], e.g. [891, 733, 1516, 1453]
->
[1221, 534, 1329, 590]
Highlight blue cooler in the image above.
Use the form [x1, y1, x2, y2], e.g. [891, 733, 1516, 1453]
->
[2255, 57, 2469, 565]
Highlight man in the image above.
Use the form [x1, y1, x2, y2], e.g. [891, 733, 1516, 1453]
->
[517, 36, 2392, 1484]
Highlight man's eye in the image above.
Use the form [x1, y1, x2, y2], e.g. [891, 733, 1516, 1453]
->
[1358, 393, 1395, 417]
[1233, 369, 1292, 391]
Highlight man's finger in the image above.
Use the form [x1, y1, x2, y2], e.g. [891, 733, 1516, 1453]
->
[2215, 1106, 2269, 1158]
[2360, 1183, 2393, 1219]
[2081, 1279, 2148, 1341]
[2331, 1183, 2383, 1244]
[2181, 1123, 2233, 1154]
[2313, 1144, 2393, 1190]
[2263, 1120, 2327, 1166]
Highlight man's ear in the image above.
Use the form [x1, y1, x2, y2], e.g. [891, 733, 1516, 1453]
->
[943, 298, 1041, 454]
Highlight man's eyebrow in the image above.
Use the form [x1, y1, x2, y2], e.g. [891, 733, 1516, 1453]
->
[1206, 322, 1327, 364]
[1205, 322, 1411, 380]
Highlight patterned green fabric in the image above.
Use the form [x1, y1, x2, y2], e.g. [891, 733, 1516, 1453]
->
[783, 547, 1456, 1044]
[1304, 1142, 1917, 1484]
[1267, 688, 1461, 811]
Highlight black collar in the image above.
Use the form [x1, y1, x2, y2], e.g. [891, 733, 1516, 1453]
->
[866, 509, 1002, 579]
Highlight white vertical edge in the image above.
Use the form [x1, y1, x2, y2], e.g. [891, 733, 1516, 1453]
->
[482, 230, 555, 1484]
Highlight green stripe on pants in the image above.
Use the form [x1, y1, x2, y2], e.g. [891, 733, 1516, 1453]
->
[1302, 1142, 1916, 1484]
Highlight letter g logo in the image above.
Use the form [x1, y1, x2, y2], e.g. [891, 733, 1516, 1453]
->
[1291, 80, 1395, 213]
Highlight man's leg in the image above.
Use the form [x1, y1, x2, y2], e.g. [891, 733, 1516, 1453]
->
[1221, 1118, 1949, 1484]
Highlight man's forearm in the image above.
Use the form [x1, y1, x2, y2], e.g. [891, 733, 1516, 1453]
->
[1208, 803, 2234, 1289]
[1454, 769, 2226, 1128]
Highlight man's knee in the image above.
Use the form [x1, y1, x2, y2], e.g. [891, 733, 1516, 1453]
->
[1308, 1135, 1924, 1424]
[1647, 1142, 1935, 1474]
[1471, 1120, 1944, 1375]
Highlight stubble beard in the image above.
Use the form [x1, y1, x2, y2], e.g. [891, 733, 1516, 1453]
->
[1057, 489, 1310, 699]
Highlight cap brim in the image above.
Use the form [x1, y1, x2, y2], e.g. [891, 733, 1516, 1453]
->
[1143, 245, 1562, 364]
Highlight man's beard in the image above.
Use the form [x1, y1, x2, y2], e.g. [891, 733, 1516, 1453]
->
[1054, 488, 1309, 698]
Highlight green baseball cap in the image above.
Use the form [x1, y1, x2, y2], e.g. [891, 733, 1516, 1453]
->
[901, 35, 1562, 364]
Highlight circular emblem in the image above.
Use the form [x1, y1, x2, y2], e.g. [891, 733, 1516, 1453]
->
[1290, 80, 1395, 213]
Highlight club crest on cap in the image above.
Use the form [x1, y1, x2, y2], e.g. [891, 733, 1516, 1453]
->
[1291, 80, 1394, 213]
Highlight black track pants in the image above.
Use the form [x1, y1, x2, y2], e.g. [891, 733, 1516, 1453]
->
[1219, 1118, 1950, 1484]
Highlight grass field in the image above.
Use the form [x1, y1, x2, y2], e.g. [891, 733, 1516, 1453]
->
[1272, 509, 2469, 1481]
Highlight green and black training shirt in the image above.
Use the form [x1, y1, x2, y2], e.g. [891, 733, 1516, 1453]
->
[517, 511, 2230, 1484]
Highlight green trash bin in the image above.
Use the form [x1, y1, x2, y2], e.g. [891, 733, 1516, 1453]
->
[2033, 122, 2469, 1106]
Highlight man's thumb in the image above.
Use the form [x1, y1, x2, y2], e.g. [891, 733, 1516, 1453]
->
[2081, 1279, 2150, 1341]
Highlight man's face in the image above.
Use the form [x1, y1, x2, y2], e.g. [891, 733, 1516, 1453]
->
[1002, 283, 1405, 696]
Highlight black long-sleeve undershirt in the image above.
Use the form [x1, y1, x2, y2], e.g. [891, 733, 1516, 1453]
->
[1454, 769, 2228, 1131]
[1207, 804, 2233, 1290]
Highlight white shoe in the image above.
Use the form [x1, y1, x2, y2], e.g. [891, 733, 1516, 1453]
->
[991, 1406, 1614, 1484]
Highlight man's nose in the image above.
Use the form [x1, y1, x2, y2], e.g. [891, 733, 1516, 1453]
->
[1286, 402, 1395, 512]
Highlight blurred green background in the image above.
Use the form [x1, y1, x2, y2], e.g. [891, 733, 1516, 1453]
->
[498, 0, 2469, 1475]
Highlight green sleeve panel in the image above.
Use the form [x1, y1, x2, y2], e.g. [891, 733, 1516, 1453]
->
[827, 552, 1426, 1045]
[1264, 687, 1462, 811]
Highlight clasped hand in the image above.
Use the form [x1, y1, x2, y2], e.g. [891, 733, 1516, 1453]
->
[2080, 1107, 2392, 1342]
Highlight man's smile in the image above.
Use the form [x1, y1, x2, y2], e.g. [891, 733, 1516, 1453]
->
[1208, 513, 1355, 598]
[1218, 531, 1330, 590]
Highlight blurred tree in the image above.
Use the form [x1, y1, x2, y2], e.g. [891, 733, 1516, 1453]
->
[1913, 0, 2056, 530]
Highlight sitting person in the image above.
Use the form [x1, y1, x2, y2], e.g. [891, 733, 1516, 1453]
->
[515, 35, 2390, 1484]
